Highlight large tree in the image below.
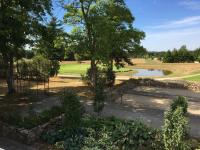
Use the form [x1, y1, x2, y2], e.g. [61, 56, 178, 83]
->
[62, 0, 145, 86]
[0, 0, 52, 94]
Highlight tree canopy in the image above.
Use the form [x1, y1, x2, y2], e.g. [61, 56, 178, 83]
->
[0, 0, 52, 93]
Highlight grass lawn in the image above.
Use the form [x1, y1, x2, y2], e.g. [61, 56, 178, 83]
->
[59, 59, 200, 81]
[183, 75, 200, 82]
[59, 63, 132, 75]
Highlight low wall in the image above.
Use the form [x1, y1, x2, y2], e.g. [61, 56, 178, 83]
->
[0, 115, 63, 145]
[117, 79, 200, 91]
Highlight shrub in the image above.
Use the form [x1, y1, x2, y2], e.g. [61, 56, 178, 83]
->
[163, 107, 188, 150]
[42, 116, 158, 150]
[62, 91, 83, 130]
[32, 55, 50, 80]
[171, 96, 188, 115]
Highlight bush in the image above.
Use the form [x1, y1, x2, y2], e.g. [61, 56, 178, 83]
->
[42, 116, 158, 150]
[32, 55, 50, 80]
[62, 91, 83, 130]
[163, 107, 189, 150]
[171, 96, 188, 115]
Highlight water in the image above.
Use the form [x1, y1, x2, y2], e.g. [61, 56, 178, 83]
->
[133, 69, 171, 77]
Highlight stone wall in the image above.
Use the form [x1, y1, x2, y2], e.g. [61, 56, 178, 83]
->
[116, 78, 200, 92]
[0, 115, 63, 145]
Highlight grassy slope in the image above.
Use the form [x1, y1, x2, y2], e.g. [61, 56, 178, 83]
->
[183, 75, 200, 82]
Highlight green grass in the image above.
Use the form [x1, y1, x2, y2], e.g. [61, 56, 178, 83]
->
[183, 75, 200, 82]
[59, 63, 132, 75]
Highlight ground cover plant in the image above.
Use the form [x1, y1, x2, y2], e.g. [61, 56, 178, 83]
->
[41, 116, 158, 150]
[0, 106, 64, 129]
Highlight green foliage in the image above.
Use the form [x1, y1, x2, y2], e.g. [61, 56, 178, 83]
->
[83, 67, 107, 115]
[0, 0, 52, 94]
[0, 106, 64, 129]
[50, 60, 60, 76]
[163, 46, 195, 63]
[62, 91, 83, 130]
[63, 0, 144, 90]
[82, 66, 116, 115]
[171, 96, 188, 115]
[198, 56, 200, 62]
[35, 17, 66, 77]
[111, 120, 157, 150]
[163, 107, 189, 150]
[17, 55, 50, 81]
[42, 116, 157, 150]
[93, 86, 105, 115]
[105, 67, 116, 88]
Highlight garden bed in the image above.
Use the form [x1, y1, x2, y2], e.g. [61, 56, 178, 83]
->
[0, 106, 64, 144]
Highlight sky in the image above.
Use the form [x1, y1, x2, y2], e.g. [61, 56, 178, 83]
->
[53, 0, 200, 51]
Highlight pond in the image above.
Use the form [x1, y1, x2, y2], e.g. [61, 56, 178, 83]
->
[133, 69, 171, 77]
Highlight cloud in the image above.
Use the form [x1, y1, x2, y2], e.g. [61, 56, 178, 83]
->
[142, 27, 200, 51]
[180, 0, 200, 10]
[147, 16, 200, 29]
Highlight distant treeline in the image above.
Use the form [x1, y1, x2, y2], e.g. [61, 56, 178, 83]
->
[147, 45, 200, 63]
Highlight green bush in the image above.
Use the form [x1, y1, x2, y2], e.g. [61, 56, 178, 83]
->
[171, 96, 188, 115]
[42, 116, 157, 150]
[163, 107, 189, 150]
[32, 55, 50, 80]
[62, 91, 83, 130]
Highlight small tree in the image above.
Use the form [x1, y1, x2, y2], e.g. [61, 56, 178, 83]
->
[83, 67, 107, 115]
[163, 97, 189, 150]
[163, 107, 188, 150]
[62, 91, 83, 131]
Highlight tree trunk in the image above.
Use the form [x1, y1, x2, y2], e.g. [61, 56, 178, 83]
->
[90, 59, 97, 88]
[5, 57, 15, 94]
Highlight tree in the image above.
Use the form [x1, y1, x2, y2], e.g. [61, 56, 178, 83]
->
[35, 17, 66, 76]
[0, 0, 52, 94]
[62, 0, 144, 113]
[163, 46, 195, 63]
[62, 0, 145, 84]
[163, 51, 173, 63]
